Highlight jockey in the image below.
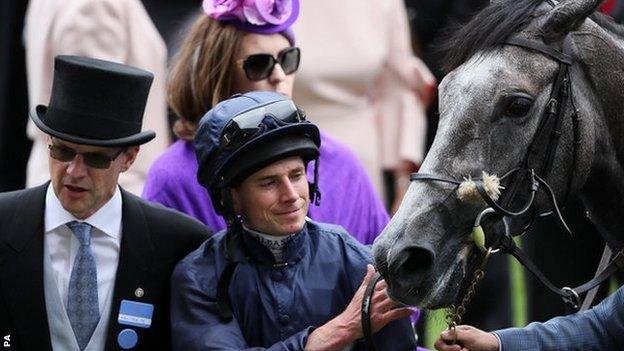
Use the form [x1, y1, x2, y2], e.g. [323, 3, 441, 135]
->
[170, 91, 416, 350]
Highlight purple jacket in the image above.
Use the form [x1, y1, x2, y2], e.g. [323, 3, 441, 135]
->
[142, 133, 389, 244]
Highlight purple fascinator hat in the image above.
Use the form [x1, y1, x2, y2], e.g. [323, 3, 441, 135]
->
[203, 0, 298, 45]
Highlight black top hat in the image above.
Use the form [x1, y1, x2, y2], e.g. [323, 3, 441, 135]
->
[30, 55, 156, 147]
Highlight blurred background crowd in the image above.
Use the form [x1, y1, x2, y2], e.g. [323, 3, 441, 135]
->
[1, 0, 622, 348]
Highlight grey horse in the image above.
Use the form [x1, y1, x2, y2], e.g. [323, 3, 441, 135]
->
[373, 0, 624, 309]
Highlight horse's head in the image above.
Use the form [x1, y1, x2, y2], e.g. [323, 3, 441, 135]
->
[373, 0, 624, 308]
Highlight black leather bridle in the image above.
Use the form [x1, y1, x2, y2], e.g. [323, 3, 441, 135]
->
[362, 19, 624, 351]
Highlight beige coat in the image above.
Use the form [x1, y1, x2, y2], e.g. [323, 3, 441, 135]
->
[292, 0, 434, 195]
[24, 0, 169, 195]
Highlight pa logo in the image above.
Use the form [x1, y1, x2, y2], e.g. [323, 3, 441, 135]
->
[2, 334, 9, 348]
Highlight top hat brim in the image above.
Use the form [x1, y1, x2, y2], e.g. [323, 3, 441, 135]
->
[31, 105, 155, 147]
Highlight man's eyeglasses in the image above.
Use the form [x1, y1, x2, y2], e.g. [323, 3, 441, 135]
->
[48, 144, 124, 169]
[237, 47, 301, 81]
[220, 99, 306, 150]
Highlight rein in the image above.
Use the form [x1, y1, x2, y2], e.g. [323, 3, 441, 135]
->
[361, 27, 624, 350]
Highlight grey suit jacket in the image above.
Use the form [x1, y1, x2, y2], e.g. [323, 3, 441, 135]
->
[0, 183, 210, 350]
[495, 285, 624, 350]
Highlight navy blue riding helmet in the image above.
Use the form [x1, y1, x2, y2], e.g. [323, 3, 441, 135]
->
[194, 91, 322, 218]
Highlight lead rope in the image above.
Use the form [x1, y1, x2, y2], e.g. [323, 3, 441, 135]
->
[445, 246, 493, 345]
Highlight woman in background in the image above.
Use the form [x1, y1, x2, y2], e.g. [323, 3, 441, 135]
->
[142, 0, 389, 244]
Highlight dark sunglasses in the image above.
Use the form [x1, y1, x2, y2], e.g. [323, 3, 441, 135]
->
[48, 144, 125, 169]
[237, 47, 301, 81]
[220, 99, 306, 150]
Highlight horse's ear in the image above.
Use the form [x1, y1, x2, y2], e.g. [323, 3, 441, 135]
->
[541, 0, 602, 42]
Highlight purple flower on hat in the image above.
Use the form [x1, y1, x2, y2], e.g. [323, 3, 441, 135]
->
[243, 0, 293, 25]
[202, 0, 298, 34]
[202, 0, 245, 21]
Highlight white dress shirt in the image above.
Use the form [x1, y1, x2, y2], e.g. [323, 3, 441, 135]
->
[44, 184, 122, 314]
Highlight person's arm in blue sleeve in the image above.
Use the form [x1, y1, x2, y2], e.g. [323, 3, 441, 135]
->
[434, 286, 624, 351]
[170, 259, 314, 351]
[493, 285, 624, 351]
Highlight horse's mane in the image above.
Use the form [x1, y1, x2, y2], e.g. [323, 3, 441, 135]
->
[440, 0, 624, 73]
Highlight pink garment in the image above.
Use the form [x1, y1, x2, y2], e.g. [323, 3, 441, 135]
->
[292, 0, 435, 195]
[24, 0, 170, 194]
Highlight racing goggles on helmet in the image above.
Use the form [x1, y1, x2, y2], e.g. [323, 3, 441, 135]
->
[219, 99, 307, 150]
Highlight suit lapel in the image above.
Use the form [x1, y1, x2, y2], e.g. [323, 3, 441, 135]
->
[105, 190, 157, 349]
[1, 183, 52, 350]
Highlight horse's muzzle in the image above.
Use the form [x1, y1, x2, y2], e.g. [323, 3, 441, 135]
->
[386, 243, 436, 298]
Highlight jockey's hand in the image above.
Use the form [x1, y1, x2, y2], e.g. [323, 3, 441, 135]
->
[305, 265, 412, 351]
[434, 325, 499, 351]
[337, 264, 413, 338]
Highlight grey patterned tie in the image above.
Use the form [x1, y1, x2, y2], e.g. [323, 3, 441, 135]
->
[66, 221, 100, 350]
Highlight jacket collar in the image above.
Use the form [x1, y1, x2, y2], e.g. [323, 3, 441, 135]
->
[104, 188, 157, 349]
[4, 185, 154, 269]
[5, 183, 47, 253]
[239, 222, 309, 266]
[117, 188, 154, 271]
[1, 183, 52, 350]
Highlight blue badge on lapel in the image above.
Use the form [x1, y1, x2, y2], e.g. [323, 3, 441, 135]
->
[118, 300, 154, 329]
[117, 329, 138, 349]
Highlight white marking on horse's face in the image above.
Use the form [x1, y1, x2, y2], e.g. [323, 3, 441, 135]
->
[439, 53, 509, 106]
[442, 53, 509, 96]
[422, 52, 511, 175]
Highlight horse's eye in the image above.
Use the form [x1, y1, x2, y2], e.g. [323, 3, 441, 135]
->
[504, 97, 532, 118]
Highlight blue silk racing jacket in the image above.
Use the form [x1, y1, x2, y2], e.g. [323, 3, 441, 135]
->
[170, 220, 416, 350]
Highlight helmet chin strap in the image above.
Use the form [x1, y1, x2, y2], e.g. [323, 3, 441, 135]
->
[221, 188, 236, 221]
[216, 187, 247, 321]
[309, 156, 321, 206]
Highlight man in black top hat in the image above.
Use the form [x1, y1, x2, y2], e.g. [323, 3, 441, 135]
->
[0, 55, 209, 351]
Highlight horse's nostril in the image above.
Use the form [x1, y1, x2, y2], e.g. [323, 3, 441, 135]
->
[389, 246, 435, 286]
